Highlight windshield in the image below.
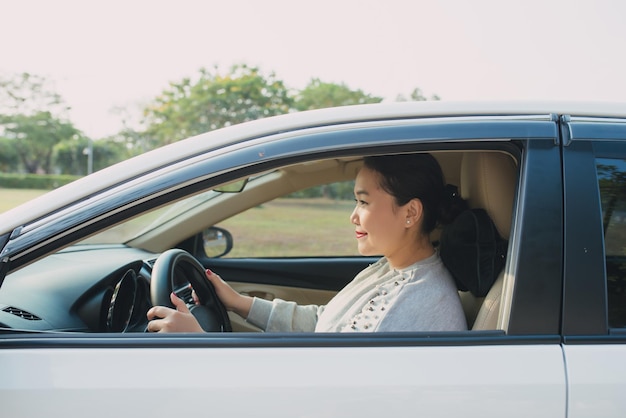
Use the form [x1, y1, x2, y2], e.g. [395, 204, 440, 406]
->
[78, 189, 222, 244]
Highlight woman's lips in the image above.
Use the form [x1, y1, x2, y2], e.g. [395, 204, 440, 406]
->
[355, 231, 367, 239]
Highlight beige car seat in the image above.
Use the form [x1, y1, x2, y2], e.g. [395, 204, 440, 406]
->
[457, 152, 517, 330]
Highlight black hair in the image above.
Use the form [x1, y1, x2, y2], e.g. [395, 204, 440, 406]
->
[363, 153, 467, 234]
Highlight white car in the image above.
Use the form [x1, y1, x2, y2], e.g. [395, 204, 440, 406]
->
[1, 101, 626, 417]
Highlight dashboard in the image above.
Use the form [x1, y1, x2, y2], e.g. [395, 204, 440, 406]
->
[0, 245, 158, 332]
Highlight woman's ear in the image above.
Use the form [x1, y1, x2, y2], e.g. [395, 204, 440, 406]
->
[405, 198, 423, 227]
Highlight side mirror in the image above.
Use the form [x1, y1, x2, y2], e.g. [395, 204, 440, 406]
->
[201, 226, 233, 258]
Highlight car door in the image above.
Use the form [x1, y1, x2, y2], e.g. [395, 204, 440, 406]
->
[1, 113, 567, 418]
[561, 116, 626, 417]
[171, 116, 567, 416]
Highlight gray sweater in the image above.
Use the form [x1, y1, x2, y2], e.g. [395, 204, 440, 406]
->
[246, 253, 467, 332]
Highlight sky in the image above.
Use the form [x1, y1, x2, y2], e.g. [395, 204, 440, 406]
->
[2, 0, 626, 138]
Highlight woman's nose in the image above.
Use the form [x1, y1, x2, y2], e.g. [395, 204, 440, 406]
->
[350, 207, 359, 225]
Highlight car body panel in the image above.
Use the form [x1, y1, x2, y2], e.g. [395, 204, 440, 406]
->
[563, 343, 626, 417]
[0, 337, 565, 418]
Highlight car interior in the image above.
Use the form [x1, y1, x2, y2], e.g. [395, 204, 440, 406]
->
[0, 149, 519, 335]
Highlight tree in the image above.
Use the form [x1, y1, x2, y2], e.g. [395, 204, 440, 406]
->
[0, 72, 79, 173]
[396, 87, 441, 102]
[0, 137, 19, 172]
[1, 111, 79, 174]
[294, 78, 383, 111]
[0, 72, 69, 117]
[110, 105, 152, 155]
[54, 137, 131, 175]
[142, 64, 293, 146]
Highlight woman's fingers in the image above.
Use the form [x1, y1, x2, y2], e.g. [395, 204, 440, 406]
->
[170, 292, 190, 313]
[147, 304, 174, 321]
[146, 293, 203, 333]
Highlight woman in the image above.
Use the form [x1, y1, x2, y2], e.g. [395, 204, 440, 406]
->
[147, 153, 468, 332]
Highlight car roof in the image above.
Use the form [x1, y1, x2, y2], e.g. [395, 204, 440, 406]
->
[1, 100, 625, 236]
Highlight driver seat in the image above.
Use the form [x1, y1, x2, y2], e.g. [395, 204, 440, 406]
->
[457, 152, 517, 330]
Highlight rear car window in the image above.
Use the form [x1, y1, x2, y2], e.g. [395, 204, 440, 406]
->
[597, 158, 626, 328]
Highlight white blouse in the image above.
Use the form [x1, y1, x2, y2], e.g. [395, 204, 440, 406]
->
[246, 252, 467, 333]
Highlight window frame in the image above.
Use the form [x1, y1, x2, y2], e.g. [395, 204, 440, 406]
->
[2, 116, 563, 343]
[561, 118, 626, 339]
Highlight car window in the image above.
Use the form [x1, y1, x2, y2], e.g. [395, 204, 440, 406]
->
[218, 181, 361, 257]
[597, 158, 626, 328]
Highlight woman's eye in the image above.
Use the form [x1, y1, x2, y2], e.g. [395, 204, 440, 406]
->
[354, 199, 367, 206]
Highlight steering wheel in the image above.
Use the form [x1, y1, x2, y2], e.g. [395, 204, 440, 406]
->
[150, 248, 232, 332]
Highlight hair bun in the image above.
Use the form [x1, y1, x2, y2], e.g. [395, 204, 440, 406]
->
[439, 184, 468, 225]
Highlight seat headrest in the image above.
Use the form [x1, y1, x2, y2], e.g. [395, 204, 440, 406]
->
[439, 152, 516, 297]
[440, 208, 508, 297]
[460, 152, 517, 239]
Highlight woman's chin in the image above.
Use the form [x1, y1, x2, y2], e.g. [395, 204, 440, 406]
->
[357, 244, 377, 257]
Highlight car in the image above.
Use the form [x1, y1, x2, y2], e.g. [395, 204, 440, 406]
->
[1, 101, 626, 417]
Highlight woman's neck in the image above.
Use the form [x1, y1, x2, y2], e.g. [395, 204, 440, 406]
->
[387, 235, 435, 270]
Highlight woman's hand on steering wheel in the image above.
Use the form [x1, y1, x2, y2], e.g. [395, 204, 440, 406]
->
[204, 269, 254, 319]
[146, 292, 203, 333]
[149, 249, 232, 332]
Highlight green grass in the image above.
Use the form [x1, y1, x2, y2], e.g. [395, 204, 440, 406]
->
[0, 188, 49, 213]
[219, 198, 360, 257]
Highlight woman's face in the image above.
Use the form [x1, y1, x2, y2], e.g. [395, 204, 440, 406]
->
[350, 166, 410, 258]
